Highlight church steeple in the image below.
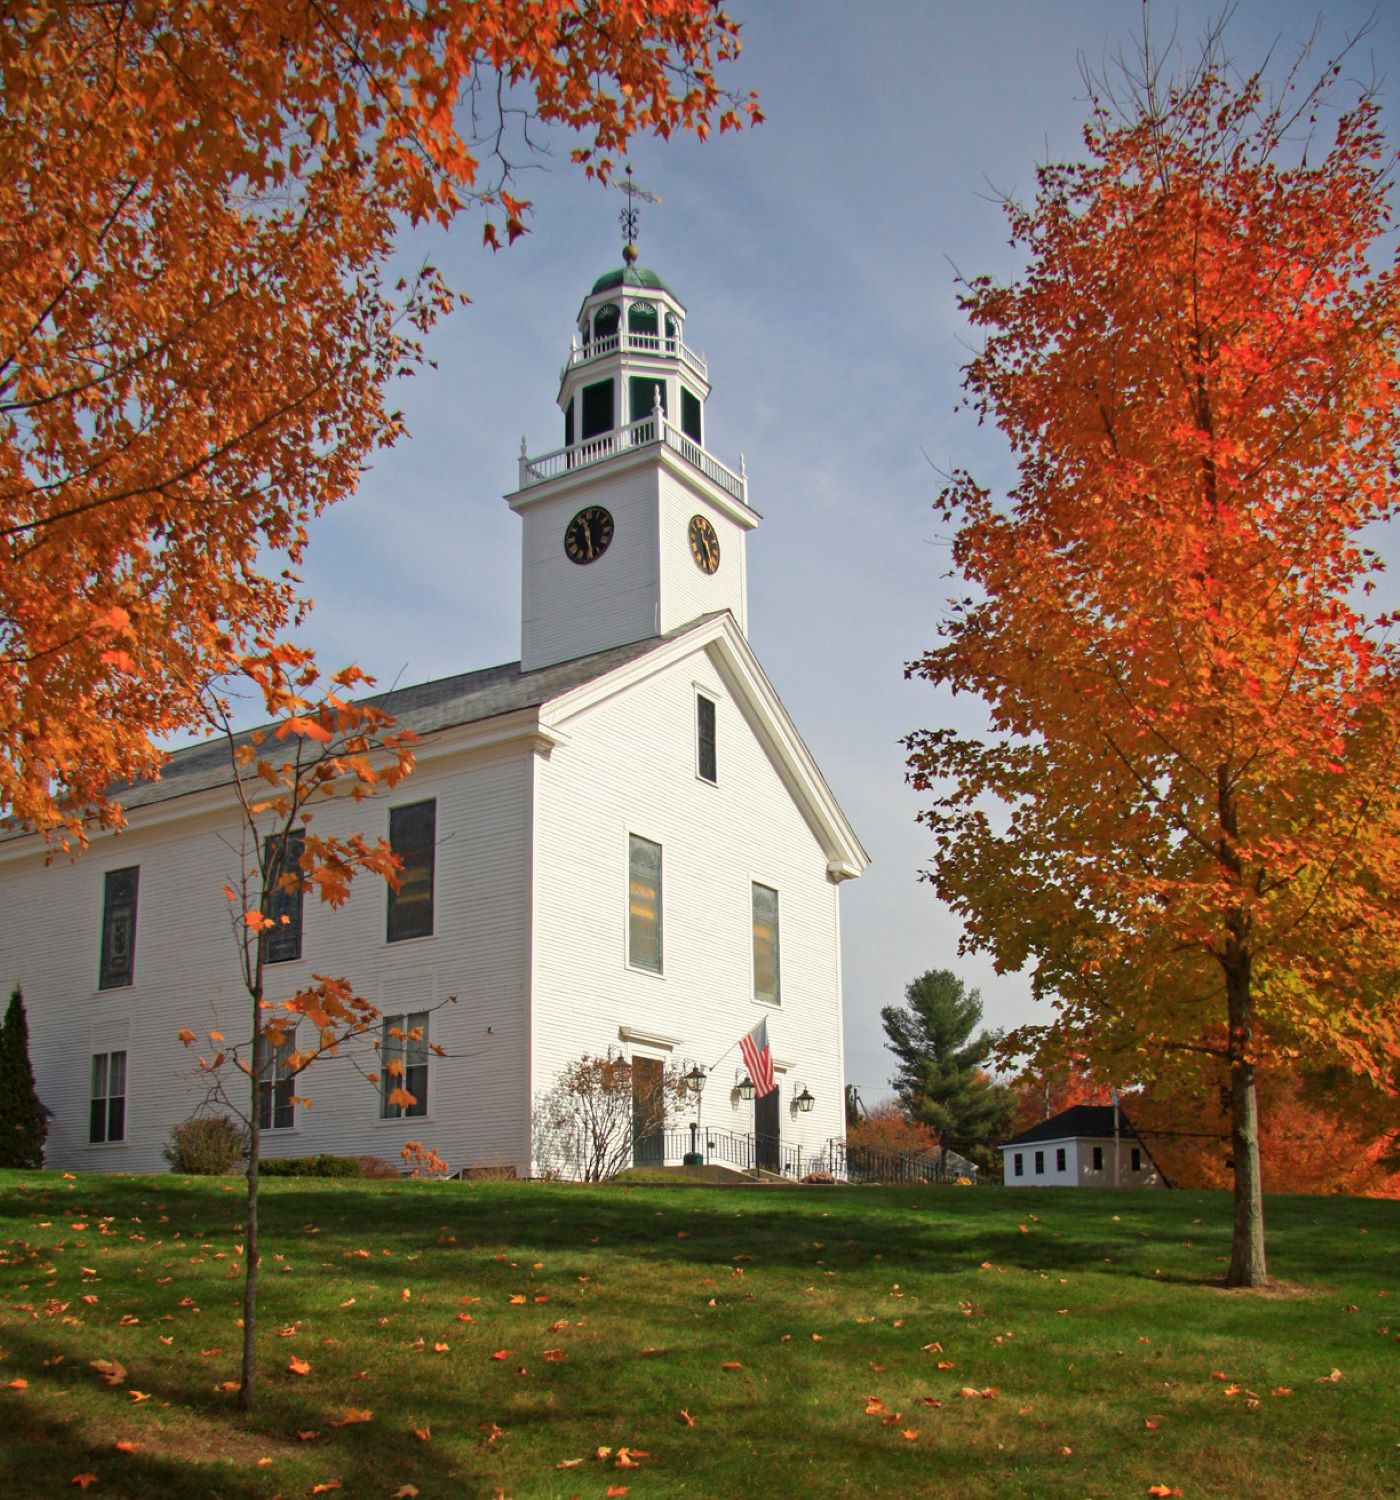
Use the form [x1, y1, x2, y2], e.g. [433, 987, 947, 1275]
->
[508, 247, 759, 674]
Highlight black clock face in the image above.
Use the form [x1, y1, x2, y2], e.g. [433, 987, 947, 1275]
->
[564, 506, 614, 564]
[688, 514, 720, 575]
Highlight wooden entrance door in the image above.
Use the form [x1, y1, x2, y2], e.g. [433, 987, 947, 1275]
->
[632, 1057, 664, 1167]
[754, 1087, 780, 1173]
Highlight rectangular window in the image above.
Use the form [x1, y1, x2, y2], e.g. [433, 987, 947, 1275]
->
[1092, 1145, 1104, 1171]
[89, 1051, 126, 1143]
[1013, 1153, 1023, 1178]
[696, 694, 717, 783]
[256, 1029, 297, 1131]
[580, 378, 614, 440]
[564, 398, 575, 449]
[99, 867, 139, 989]
[629, 375, 667, 424]
[262, 832, 305, 964]
[387, 801, 435, 943]
[752, 883, 780, 1005]
[627, 835, 663, 973]
[1131, 1146, 1142, 1173]
[1034, 1150, 1044, 1174]
[381, 1012, 429, 1119]
[680, 386, 702, 444]
[1056, 1146, 1067, 1172]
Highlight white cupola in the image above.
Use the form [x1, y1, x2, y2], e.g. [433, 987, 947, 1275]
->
[507, 256, 760, 673]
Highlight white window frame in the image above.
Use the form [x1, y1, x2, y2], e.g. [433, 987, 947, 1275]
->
[381, 1011, 430, 1120]
[626, 833, 664, 975]
[257, 1026, 298, 1132]
[89, 1050, 127, 1144]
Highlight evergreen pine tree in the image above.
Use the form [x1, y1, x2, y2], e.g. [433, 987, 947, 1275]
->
[0, 988, 48, 1168]
[880, 970, 1013, 1173]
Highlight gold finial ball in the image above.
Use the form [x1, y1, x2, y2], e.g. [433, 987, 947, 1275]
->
[622, 241, 639, 266]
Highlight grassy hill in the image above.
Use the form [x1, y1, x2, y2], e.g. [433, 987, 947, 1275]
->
[0, 1172, 1395, 1498]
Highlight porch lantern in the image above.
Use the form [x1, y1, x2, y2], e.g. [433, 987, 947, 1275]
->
[794, 1086, 815, 1114]
[737, 1074, 756, 1101]
[685, 1063, 707, 1096]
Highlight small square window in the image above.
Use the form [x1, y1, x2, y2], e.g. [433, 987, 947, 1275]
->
[696, 694, 717, 783]
[1013, 1153, 1023, 1178]
[89, 1051, 126, 1143]
[381, 1012, 429, 1119]
[1034, 1150, 1044, 1174]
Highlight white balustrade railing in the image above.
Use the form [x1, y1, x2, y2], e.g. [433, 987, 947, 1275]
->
[563, 331, 708, 380]
[518, 413, 746, 504]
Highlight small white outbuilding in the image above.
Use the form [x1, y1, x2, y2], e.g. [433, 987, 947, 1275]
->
[999, 1105, 1166, 1188]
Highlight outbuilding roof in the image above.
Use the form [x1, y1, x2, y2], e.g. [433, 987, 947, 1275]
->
[1000, 1104, 1141, 1149]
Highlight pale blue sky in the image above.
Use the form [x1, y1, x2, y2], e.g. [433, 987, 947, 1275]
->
[287, 2, 1400, 1104]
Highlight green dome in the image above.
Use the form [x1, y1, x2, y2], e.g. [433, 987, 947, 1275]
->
[590, 266, 675, 298]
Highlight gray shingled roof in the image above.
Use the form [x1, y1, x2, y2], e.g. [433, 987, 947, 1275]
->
[100, 619, 716, 816]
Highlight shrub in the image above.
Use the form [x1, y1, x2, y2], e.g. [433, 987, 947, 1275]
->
[259, 1154, 363, 1178]
[354, 1155, 401, 1180]
[0, 988, 47, 1169]
[163, 1115, 248, 1174]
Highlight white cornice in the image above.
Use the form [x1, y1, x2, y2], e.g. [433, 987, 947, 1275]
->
[618, 1024, 684, 1051]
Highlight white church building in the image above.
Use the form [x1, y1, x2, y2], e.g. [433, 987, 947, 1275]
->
[0, 257, 869, 1179]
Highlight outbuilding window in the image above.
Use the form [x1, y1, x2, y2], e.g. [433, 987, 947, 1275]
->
[1131, 1147, 1142, 1173]
[1013, 1153, 1023, 1178]
[1034, 1150, 1044, 1174]
[1092, 1145, 1104, 1171]
[1056, 1147, 1066, 1172]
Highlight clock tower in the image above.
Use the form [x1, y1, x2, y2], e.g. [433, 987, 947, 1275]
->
[507, 259, 760, 673]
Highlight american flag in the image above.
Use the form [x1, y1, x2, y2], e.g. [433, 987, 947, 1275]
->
[738, 1018, 777, 1098]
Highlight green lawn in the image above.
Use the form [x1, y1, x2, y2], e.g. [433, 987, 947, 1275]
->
[0, 1172, 1395, 1498]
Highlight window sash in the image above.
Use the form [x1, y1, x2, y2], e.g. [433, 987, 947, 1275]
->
[1013, 1153, 1023, 1177]
[696, 694, 717, 783]
[262, 832, 305, 964]
[627, 835, 663, 973]
[387, 801, 435, 943]
[256, 1030, 297, 1131]
[99, 867, 139, 989]
[89, 1050, 126, 1143]
[381, 1011, 429, 1118]
[751, 883, 780, 1005]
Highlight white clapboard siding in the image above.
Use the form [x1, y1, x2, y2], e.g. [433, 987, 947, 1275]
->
[531, 642, 847, 1163]
[0, 746, 537, 1175]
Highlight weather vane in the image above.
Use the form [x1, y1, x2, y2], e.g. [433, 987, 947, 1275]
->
[617, 164, 660, 266]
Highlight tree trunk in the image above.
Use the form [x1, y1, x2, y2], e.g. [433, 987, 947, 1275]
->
[1224, 961, 1267, 1287]
[240, 1020, 262, 1412]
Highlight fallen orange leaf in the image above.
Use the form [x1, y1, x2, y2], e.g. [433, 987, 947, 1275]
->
[114, 1441, 139, 1454]
[543, 1348, 565, 1361]
[680, 1408, 695, 1426]
[412, 1425, 431, 1442]
[1146, 1488, 1182, 1498]
[71, 1476, 97, 1490]
[901, 1429, 918, 1441]
[288, 1356, 311, 1377]
[392, 1489, 419, 1499]
[334, 1408, 372, 1426]
[128, 1391, 150, 1403]
[721, 1361, 743, 1370]
[606, 1488, 628, 1498]
[296, 1431, 320, 1442]
[490, 1350, 509, 1361]
[310, 1485, 341, 1495]
[90, 1359, 126, 1387]
[7, 1379, 28, 1391]
[556, 1458, 584, 1470]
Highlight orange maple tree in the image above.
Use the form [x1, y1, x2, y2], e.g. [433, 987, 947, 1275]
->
[906, 34, 1400, 1284]
[181, 640, 452, 1410]
[0, 1, 757, 841]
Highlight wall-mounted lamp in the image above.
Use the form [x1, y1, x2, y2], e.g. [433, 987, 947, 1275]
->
[736, 1074, 756, 1102]
[793, 1084, 815, 1114]
[684, 1063, 707, 1096]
